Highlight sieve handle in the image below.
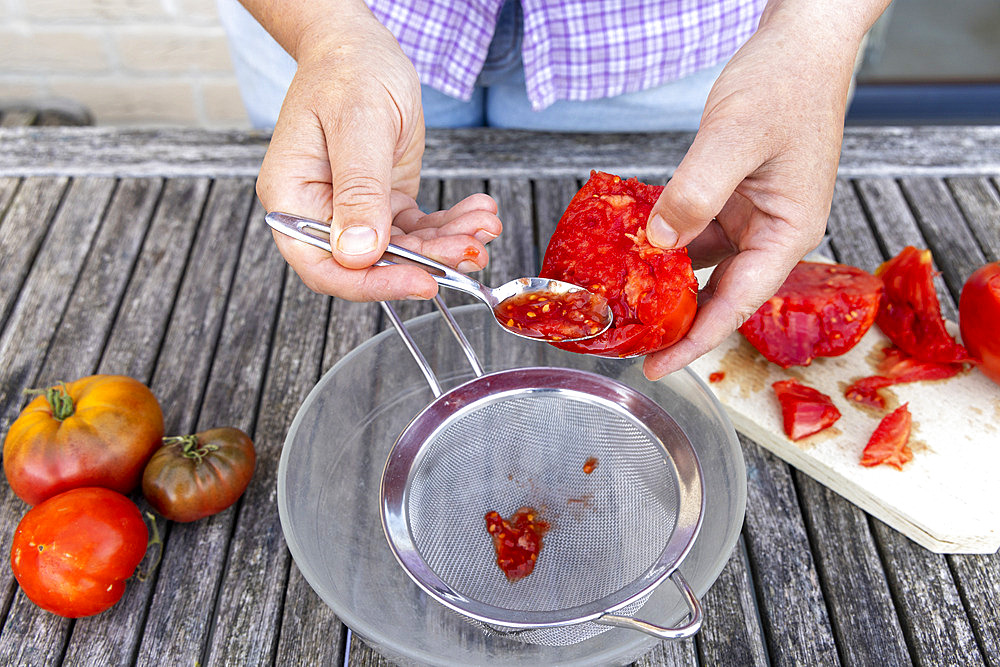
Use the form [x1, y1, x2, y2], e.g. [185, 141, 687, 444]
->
[594, 571, 703, 640]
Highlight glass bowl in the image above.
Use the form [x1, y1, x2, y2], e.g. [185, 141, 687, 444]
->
[277, 305, 746, 666]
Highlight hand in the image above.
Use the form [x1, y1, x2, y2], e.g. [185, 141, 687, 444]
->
[253, 8, 501, 300]
[641, 1, 878, 379]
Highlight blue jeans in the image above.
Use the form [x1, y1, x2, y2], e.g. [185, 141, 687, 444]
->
[217, 0, 722, 131]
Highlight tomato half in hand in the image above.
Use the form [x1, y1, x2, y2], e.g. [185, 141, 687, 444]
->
[860, 403, 913, 470]
[772, 379, 842, 441]
[876, 246, 969, 364]
[10, 487, 148, 618]
[959, 261, 1000, 386]
[539, 171, 698, 357]
[739, 262, 883, 368]
[3, 375, 164, 506]
[142, 427, 256, 522]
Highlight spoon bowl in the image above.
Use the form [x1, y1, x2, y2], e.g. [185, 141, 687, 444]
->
[265, 212, 613, 343]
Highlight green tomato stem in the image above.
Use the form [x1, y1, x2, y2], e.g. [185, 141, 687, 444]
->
[42, 383, 75, 421]
[136, 512, 163, 583]
[162, 434, 219, 464]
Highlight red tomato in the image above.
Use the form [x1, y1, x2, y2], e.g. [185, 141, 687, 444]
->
[959, 261, 1000, 386]
[539, 171, 698, 357]
[141, 427, 256, 522]
[876, 246, 969, 364]
[860, 403, 913, 470]
[845, 346, 965, 409]
[772, 379, 842, 441]
[10, 487, 148, 617]
[3, 375, 164, 506]
[739, 262, 883, 368]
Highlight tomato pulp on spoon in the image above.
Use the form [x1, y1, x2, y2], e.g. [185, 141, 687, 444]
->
[494, 290, 609, 341]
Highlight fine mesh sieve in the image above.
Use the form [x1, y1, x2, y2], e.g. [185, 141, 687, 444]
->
[379, 299, 705, 646]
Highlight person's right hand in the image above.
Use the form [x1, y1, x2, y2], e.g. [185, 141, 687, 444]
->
[254, 6, 501, 301]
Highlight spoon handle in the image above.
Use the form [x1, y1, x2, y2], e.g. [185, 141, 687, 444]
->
[264, 212, 496, 306]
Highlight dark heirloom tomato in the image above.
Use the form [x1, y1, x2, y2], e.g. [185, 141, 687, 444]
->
[11, 487, 148, 618]
[739, 262, 883, 368]
[772, 379, 842, 441]
[959, 261, 1000, 386]
[3, 375, 164, 506]
[142, 427, 255, 522]
[539, 171, 698, 357]
[876, 246, 970, 364]
[860, 403, 913, 470]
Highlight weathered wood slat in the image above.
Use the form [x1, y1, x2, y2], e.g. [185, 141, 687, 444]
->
[0, 177, 124, 665]
[948, 553, 1000, 665]
[632, 638, 697, 667]
[945, 177, 1000, 264]
[59, 178, 214, 665]
[3, 127, 1000, 179]
[833, 184, 987, 666]
[898, 177, 988, 300]
[0, 177, 69, 335]
[533, 177, 581, 265]
[695, 538, 768, 667]
[739, 437, 839, 666]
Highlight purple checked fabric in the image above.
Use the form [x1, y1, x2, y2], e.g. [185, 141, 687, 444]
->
[367, 0, 766, 110]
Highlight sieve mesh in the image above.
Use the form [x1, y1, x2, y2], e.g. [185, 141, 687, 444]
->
[406, 390, 680, 615]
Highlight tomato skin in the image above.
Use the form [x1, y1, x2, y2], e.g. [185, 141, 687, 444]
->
[142, 427, 255, 522]
[10, 487, 148, 618]
[959, 261, 1000, 386]
[876, 246, 970, 364]
[539, 171, 698, 357]
[845, 346, 965, 409]
[3, 375, 164, 506]
[860, 403, 913, 470]
[739, 262, 883, 368]
[772, 379, 842, 441]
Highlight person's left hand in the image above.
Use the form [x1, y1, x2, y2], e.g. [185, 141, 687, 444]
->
[640, 1, 880, 379]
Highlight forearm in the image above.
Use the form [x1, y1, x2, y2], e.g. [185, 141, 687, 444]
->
[759, 0, 892, 51]
[237, 0, 376, 60]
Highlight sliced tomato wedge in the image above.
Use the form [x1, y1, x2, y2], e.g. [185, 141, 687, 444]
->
[845, 346, 965, 408]
[860, 403, 913, 470]
[539, 171, 698, 358]
[772, 379, 842, 441]
[959, 261, 1000, 386]
[875, 246, 970, 364]
[739, 262, 883, 368]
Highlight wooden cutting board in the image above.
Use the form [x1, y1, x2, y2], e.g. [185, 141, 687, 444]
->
[688, 302, 1000, 554]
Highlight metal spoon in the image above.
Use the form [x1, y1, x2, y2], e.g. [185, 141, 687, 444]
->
[265, 211, 613, 343]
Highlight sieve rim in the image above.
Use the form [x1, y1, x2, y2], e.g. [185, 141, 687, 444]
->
[381, 366, 704, 629]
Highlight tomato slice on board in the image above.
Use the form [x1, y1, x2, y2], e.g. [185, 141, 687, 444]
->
[875, 246, 970, 364]
[844, 346, 965, 409]
[860, 403, 913, 470]
[772, 379, 842, 441]
[959, 261, 1000, 386]
[484, 507, 550, 582]
[739, 262, 884, 368]
[539, 171, 698, 358]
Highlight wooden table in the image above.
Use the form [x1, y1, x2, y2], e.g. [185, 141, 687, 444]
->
[0, 126, 998, 666]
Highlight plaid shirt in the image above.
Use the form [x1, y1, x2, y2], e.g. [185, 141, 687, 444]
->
[367, 0, 766, 110]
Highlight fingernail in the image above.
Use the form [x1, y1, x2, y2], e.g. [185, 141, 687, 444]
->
[475, 230, 499, 244]
[457, 260, 480, 273]
[405, 294, 426, 301]
[647, 214, 678, 249]
[336, 226, 378, 255]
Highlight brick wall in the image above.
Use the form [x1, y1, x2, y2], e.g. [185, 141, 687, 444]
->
[1, 0, 250, 127]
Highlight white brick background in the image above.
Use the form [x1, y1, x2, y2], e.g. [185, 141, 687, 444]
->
[1, 0, 250, 127]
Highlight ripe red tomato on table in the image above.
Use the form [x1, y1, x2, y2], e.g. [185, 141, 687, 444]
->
[739, 262, 883, 368]
[142, 427, 256, 522]
[959, 261, 1000, 386]
[539, 171, 698, 358]
[875, 246, 969, 364]
[3, 375, 164, 506]
[10, 487, 148, 618]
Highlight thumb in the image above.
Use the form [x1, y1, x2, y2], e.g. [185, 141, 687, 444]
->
[646, 125, 764, 249]
[325, 109, 397, 270]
